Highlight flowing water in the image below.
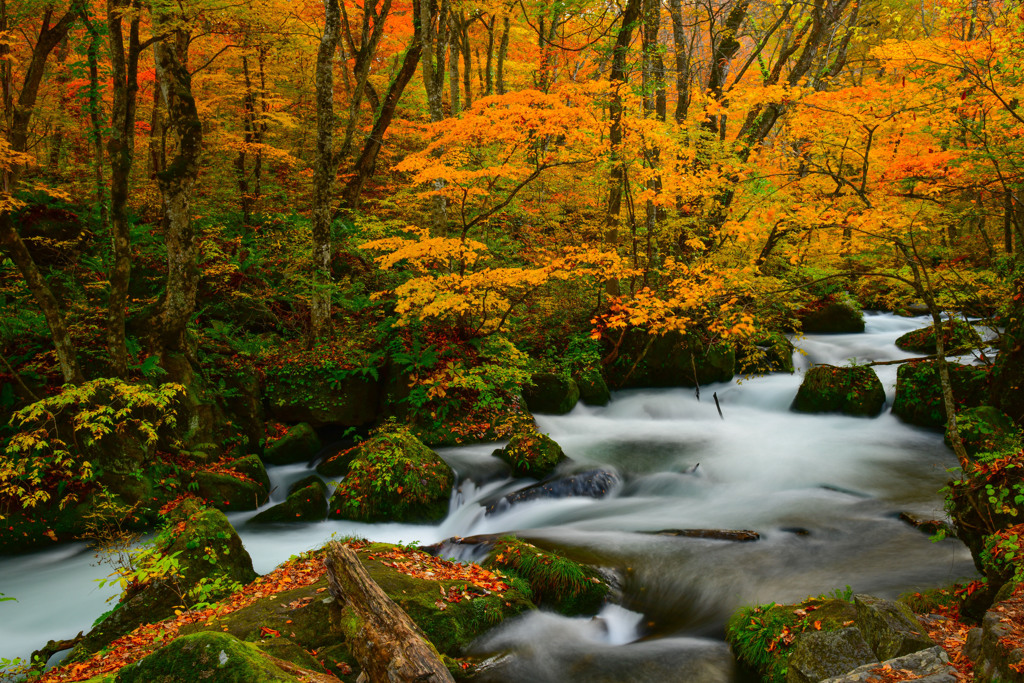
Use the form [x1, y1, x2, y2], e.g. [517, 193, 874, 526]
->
[0, 313, 980, 680]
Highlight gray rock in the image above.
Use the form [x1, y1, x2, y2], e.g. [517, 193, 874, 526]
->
[974, 599, 1024, 682]
[964, 627, 983, 663]
[786, 627, 878, 683]
[820, 646, 955, 682]
[853, 594, 935, 660]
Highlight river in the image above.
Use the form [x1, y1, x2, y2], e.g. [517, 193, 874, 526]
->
[0, 312, 979, 680]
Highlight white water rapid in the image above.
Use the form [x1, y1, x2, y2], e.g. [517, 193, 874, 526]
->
[0, 313, 980, 681]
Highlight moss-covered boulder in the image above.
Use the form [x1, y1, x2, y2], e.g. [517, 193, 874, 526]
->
[193, 469, 268, 512]
[249, 477, 328, 524]
[726, 598, 859, 683]
[115, 631, 314, 683]
[852, 594, 934, 661]
[575, 368, 611, 406]
[945, 406, 1022, 458]
[483, 538, 609, 616]
[892, 360, 988, 428]
[786, 627, 877, 683]
[264, 363, 381, 427]
[791, 365, 886, 416]
[70, 500, 257, 660]
[737, 332, 796, 375]
[797, 293, 865, 334]
[264, 423, 322, 466]
[895, 319, 983, 354]
[327, 425, 453, 523]
[603, 328, 735, 389]
[522, 373, 580, 414]
[493, 424, 568, 479]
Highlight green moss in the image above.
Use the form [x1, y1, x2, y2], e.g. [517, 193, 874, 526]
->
[895, 319, 982, 354]
[483, 538, 609, 616]
[327, 425, 454, 523]
[494, 425, 567, 478]
[946, 406, 1022, 458]
[798, 293, 865, 334]
[791, 365, 886, 416]
[192, 470, 268, 512]
[892, 360, 988, 428]
[575, 368, 611, 406]
[114, 631, 303, 682]
[521, 373, 580, 414]
[264, 423, 322, 466]
[249, 480, 328, 524]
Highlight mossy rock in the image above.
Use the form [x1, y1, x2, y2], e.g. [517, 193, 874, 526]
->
[114, 631, 310, 682]
[791, 365, 886, 416]
[264, 423, 322, 466]
[493, 425, 568, 479]
[945, 406, 1022, 458]
[895, 319, 983, 354]
[522, 373, 580, 414]
[70, 500, 257, 661]
[603, 328, 735, 389]
[264, 364, 381, 428]
[892, 360, 988, 429]
[797, 293, 865, 334]
[575, 368, 611, 406]
[786, 627, 876, 683]
[228, 453, 272, 494]
[726, 598, 859, 683]
[358, 543, 535, 655]
[249, 479, 328, 524]
[193, 470, 268, 512]
[316, 446, 357, 478]
[327, 426, 454, 523]
[737, 332, 795, 375]
[852, 594, 934, 661]
[483, 538, 609, 616]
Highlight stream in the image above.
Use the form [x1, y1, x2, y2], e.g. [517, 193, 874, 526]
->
[0, 312, 979, 680]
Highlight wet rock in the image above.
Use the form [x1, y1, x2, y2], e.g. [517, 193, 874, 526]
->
[249, 478, 328, 524]
[798, 294, 865, 334]
[603, 328, 735, 389]
[786, 627, 877, 683]
[492, 425, 569, 479]
[897, 512, 954, 538]
[647, 529, 760, 542]
[486, 469, 619, 515]
[737, 332, 796, 374]
[264, 423, 322, 466]
[821, 646, 955, 682]
[895, 319, 982, 355]
[522, 373, 580, 414]
[576, 368, 611, 406]
[327, 425, 453, 523]
[114, 631, 318, 682]
[852, 594, 934, 661]
[892, 360, 987, 429]
[792, 365, 886, 417]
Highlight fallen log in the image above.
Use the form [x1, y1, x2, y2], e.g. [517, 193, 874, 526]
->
[31, 632, 83, 667]
[324, 541, 455, 683]
[646, 529, 760, 542]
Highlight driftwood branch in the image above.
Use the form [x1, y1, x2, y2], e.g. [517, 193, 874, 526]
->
[324, 542, 455, 683]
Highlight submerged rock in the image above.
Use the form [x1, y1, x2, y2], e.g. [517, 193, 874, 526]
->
[647, 529, 760, 542]
[485, 468, 619, 515]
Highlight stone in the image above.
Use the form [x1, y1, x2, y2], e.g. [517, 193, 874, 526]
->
[798, 294, 865, 334]
[115, 631, 310, 682]
[193, 470, 268, 512]
[895, 319, 982, 354]
[327, 425, 454, 523]
[820, 646, 956, 682]
[852, 594, 934, 661]
[493, 425, 569, 479]
[973, 587, 1024, 683]
[486, 468, 619, 514]
[791, 365, 886, 416]
[249, 479, 328, 524]
[786, 627, 878, 683]
[603, 329, 735, 389]
[264, 423, 322, 466]
[892, 360, 988, 429]
[576, 368, 611, 406]
[522, 373, 580, 414]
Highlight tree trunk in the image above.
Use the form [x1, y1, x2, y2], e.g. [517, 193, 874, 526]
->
[324, 542, 456, 683]
[496, 15, 509, 95]
[459, 12, 472, 109]
[152, 23, 202, 374]
[483, 14, 495, 96]
[106, 0, 141, 378]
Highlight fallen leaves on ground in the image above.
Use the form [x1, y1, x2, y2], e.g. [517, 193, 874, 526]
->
[365, 547, 509, 598]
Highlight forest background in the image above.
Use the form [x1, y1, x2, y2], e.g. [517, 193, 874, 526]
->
[1, 0, 1024, 552]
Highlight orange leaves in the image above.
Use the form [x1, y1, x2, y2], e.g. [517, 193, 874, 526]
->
[364, 547, 510, 596]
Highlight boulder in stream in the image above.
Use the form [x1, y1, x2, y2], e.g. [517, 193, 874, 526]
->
[493, 424, 569, 479]
[327, 423, 454, 523]
[786, 627, 878, 683]
[852, 594, 934, 661]
[249, 476, 328, 524]
[895, 319, 982, 355]
[797, 293, 865, 334]
[575, 367, 611, 406]
[522, 373, 580, 414]
[791, 365, 886, 417]
[820, 646, 956, 682]
[892, 360, 987, 428]
[263, 422, 322, 466]
[485, 468, 620, 515]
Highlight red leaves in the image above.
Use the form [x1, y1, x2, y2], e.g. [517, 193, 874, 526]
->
[364, 547, 510, 597]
